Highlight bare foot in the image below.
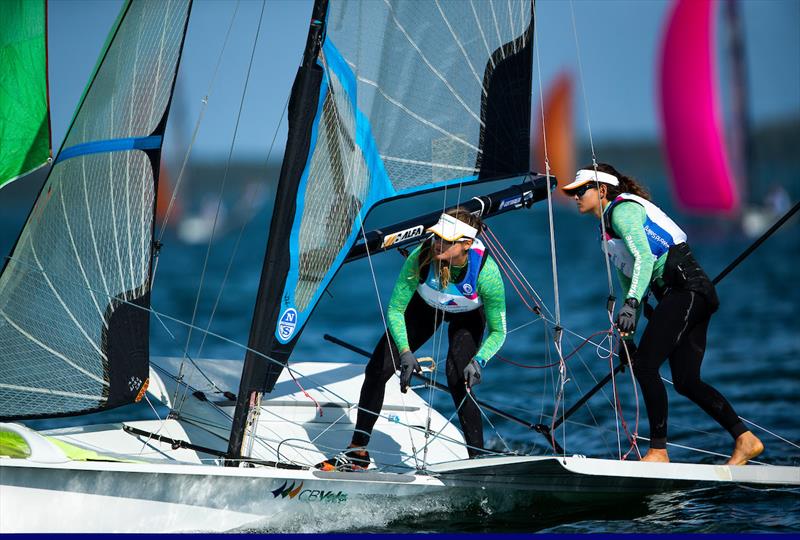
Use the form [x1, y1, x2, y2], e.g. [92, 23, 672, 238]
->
[640, 448, 669, 463]
[727, 431, 764, 465]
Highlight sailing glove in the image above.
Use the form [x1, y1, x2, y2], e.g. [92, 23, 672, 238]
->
[615, 298, 639, 336]
[463, 359, 482, 388]
[618, 340, 637, 373]
[399, 350, 421, 393]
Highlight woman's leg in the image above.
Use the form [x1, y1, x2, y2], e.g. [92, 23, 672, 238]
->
[633, 289, 707, 460]
[667, 298, 763, 464]
[445, 308, 486, 457]
[352, 293, 441, 447]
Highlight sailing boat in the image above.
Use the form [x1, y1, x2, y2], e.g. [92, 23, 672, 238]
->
[0, 0, 797, 533]
[658, 0, 791, 235]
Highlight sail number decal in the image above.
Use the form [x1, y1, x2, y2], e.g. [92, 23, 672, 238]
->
[278, 308, 298, 341]
[381, 225, 424, 248]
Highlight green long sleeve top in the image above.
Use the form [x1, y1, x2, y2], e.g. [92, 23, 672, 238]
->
[606, 201, 668, 303]
[386, 244, 506, 366]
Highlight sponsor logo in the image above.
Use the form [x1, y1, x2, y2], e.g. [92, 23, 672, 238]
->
[278, 308, 298, 340]
[271, 481, 348, 503]
[381, 225, 424, 248]
[498, 196, 522, 210]
[462, 283, 473, 294]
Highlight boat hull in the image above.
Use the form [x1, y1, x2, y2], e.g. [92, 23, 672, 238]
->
[0, 459, 448, 533]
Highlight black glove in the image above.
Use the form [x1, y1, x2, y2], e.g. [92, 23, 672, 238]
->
[618, 340, 637, 373]
[399, 350, 421, 393]
[615, 298, 639, 336]
[463, 359, 482, 388]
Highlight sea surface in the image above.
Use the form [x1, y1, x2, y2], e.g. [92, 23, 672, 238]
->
[1, 155, 798, 533]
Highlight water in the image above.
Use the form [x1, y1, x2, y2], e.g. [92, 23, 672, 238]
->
[1, 158, 798, 532]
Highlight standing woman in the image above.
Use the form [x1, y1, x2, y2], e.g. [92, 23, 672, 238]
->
[563, 164, 763, 465]
[317, 207, 506, 471]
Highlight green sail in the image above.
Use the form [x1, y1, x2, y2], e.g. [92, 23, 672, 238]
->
[0, 0, 51, 188]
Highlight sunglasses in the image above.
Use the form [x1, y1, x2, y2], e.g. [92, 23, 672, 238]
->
[571, 183, 597, 198]
[431, 235, 469, 248]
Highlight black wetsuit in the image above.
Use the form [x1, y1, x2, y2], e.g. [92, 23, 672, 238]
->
[352, 293, 486, 457]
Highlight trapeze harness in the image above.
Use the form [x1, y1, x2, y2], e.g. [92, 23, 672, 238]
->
[604, 194, 744, 449]
[603, 193, 718, 310]
[416, 238, 489, 313]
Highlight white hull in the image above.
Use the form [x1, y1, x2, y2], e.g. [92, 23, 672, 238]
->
[2, 358, 798, 532]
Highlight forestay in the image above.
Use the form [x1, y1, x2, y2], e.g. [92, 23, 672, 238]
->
[0, 0, 192, 420]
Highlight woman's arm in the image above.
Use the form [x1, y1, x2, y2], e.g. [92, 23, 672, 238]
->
[474, 256, 506, 366]
[611, 202, 654, 303]
[386, 246, 423, 353]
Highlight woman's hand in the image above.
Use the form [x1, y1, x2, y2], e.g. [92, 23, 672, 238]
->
[615, 298, 639, 337]
[463, 359, 482, 388]
[399, 350, 421, 393]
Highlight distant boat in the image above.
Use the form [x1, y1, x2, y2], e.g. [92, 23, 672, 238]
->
[658, 0, 790, 234]
[531, 71, 574, 199]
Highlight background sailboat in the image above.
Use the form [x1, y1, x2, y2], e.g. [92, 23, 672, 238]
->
[658, 0, 792, 236]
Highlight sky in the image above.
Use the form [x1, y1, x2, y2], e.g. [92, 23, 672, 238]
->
[45, 0, 800, 161]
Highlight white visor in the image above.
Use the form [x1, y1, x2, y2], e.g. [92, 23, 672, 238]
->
[562, 169, 620, 192]
[427, 213, 478, 242]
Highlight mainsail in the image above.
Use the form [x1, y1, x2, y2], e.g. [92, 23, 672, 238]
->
[0, 0, 51, 188]
[230, 0, 534, 459]
[659, 0, 739, 213]
[0, 0, 192, 420]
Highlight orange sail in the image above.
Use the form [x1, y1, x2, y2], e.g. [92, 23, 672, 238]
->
[531, 71, 574, 199]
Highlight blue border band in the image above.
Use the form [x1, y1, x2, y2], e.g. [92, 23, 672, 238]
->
[55, 135, 163, 164]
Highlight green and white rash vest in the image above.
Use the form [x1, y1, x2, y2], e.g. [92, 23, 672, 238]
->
[602, 193, 688, 303]
[386, 241, 506, 367]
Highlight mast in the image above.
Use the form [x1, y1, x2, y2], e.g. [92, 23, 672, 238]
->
[227, 0, 329, 463]
[724, 0, 754, 210]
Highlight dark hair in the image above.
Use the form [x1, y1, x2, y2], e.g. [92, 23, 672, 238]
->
[582, 162, 650, 201]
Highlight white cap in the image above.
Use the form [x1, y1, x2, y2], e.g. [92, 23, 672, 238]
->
[427, 213, 478, 242]
[562, 169, 620, 192]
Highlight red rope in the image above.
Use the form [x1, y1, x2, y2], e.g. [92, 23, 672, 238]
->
[287, 364, 323, 417]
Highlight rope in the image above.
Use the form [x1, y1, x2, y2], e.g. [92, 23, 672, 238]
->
[567, 1, 616, 306]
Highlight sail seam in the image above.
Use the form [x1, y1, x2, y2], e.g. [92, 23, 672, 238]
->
[0, 309, 107, 386]
[355, 75, 481, 153]
[59, 186, 110, 330]
[382, 0, 484, 126]
[434, 0, 486, 94]
[81, 154, 114, 314]
[29, 241, 110, 363]
[470, 0, 496, 69]
[0, 383, 103, 402]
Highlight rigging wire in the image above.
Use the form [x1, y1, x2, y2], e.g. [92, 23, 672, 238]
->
[174, 0, 267, 412]
[152, 0, 242, 285]
[533, 0, 569, 459]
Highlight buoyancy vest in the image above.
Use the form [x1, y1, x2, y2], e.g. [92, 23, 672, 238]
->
[602, 193, 688, 279]
[603, 193, 719, 312]
[417, 238, 488, 313]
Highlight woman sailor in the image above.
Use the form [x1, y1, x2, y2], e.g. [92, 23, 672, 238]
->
[317, 207, 506, 471]
[563, 163, 763, 465]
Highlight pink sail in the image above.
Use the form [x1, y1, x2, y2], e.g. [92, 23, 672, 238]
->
[659, 0, 740, 213]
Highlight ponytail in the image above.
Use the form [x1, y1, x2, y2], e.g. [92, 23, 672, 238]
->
[583, 162, 651, 201]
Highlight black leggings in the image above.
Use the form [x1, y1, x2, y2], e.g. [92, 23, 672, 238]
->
[633, 288, 747, 449]
[352, 293, 485, 457]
